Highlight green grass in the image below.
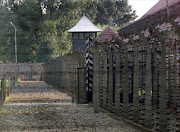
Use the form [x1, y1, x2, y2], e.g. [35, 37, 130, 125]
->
[5, 97, 12, 102]
[0, 107, 12, 120]
[103, 112, 110, 117]
[17, 77, 21, 83]
[0, 107, 12, 115]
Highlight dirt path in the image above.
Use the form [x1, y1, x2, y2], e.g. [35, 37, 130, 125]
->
[0, 81, 141, 132]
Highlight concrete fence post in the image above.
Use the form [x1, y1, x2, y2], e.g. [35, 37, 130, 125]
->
[152, 48, 158, 107]
[4, 79, 7, 100]
[123, 44, 129, 119]
[108, 48, 113, 112]
[115, 52, 121, 115]
[1, 79, 4, 105]
[159, 37, 167, 132]
[0, 79, 2, 106]
[177, 33, 180, 132]
[93, 42, 100, 113]
[71, 58, 76, 103]
[144, 39, 152, 129]
[133, 40, 139, 123]
[102, 57, 107, 109]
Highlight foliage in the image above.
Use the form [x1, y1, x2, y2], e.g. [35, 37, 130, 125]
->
[0, 107, 12, 115]
[93, 0, 137, 27]
[0, 0, 136, 63]
[17, 77, 21, 83]
[0, 5, 16, 63]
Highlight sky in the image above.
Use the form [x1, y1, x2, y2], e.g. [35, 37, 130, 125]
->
[128, 0, 159, 19]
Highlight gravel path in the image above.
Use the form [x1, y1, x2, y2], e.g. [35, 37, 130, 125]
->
[0, 81, 142, 132]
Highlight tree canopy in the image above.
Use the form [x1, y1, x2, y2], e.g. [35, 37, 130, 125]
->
[0, 0, 136, 63]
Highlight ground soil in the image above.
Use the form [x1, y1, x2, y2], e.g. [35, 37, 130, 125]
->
[0, 81, 142, 132]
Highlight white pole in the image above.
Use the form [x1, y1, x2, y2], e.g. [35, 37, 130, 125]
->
[10, 22, 17, 63]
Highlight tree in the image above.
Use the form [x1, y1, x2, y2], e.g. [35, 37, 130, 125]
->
[13, 0, 43, 62]
[0, 0, 137, 63]
[95, 0, 137, 27]
[0, 4, 17, 63]
[36, 20, 61, 62]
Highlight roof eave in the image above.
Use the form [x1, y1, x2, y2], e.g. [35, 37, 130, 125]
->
[68, 30, 102, 33]
[118, 1, 180, 36]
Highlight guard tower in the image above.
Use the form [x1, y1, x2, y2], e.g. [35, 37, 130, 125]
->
[68, 16, 102, 52]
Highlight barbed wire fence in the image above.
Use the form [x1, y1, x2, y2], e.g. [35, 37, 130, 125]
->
[90, 18, 180, 132]
[42, 17, 180, 131]
[42, 52, 86, 104]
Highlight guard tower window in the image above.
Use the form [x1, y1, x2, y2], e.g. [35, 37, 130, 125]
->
[73, 33, 78, 39]
[85, 33, 95, 39]
[79, 33, 84, 39]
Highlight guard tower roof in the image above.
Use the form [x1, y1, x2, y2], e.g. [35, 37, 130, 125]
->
[68, 16, 102, 33]
[98, 27, 119, 42]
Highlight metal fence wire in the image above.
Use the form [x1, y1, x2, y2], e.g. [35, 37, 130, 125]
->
[90, 19, 180, 132]
[42, 52, 86, 104]
[42, 18, 180, 132]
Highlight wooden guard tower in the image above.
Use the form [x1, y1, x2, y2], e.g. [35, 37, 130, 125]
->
[68, 16, 102, 52]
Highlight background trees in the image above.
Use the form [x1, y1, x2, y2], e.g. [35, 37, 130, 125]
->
[0, 0, 136, 63]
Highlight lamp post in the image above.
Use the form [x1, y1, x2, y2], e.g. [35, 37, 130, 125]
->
[10, 22, 17, 63]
